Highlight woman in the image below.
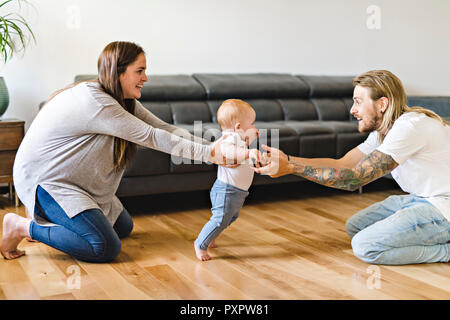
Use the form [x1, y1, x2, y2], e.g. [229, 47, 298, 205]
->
[1, 41, 232, 262]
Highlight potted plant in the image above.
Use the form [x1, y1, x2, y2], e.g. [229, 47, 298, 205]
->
[0, 0, 35, 118]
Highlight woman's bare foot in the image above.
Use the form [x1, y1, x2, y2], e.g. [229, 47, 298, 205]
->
[194, 244, 211, 261]
[1, 213, 31, 260]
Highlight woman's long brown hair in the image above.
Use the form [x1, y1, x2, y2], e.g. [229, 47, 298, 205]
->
[97, 41, 144, 171]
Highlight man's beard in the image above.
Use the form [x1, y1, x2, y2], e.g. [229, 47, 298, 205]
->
[358, 114, 382, 133]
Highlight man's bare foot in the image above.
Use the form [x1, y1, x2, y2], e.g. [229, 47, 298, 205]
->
[194, 244, 211, 261]
[208, 240, 217, 249]
[1, 213, 31, 260]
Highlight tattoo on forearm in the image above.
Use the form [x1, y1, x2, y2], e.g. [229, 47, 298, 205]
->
[292, 150, 398, 191]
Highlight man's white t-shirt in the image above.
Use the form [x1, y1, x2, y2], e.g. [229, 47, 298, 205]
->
[358, 112, 450, 221]
[217, 132, 254, 191]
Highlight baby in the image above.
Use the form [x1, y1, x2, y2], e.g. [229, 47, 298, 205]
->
[194, 99, 261, 261]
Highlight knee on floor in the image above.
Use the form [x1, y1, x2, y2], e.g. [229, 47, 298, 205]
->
[345, 219, 360, 239]
[88, 235, 122, 263]
[350, 233, 385, 265]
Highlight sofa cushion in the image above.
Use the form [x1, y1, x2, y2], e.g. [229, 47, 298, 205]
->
[276, 120, 337, 158]
[170, 101, 212, 124]
[140, 75, 205, 101]
[313, 120, 359, 133]
[254, 121, 298, 138]
[167, 123, 215, 174]
[123, 147, 170, 177]
[74, 74, 206, 101]
[206, 101, 222, 123]
[336, 132, 369, 158]
[140, 102, 173, 123]
[299, 134, 337, 158]
[193, 73, 309, 99]
[279, 120, 335, 135]
[117, 171, 217, 197]
[298, 75, 354, 98]
[278, 99, 318, 121]
[281, 120, 365, 158]
[248, 100, 284, 122]
[311, 98, 349, 121]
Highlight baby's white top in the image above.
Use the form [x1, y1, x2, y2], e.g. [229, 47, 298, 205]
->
[217, 132, 254, 191]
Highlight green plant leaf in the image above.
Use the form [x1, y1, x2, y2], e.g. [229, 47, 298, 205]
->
[0, 0, 14, 9]
[0, 0, 35, 63]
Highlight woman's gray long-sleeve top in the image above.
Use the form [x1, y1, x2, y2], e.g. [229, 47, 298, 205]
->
[13, 81, 212, 226]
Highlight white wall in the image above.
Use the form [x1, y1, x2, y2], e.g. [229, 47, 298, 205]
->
[1, 0, 450, 129]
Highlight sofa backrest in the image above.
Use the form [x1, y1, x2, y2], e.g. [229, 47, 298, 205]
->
[298, 75, 355, 121]
[74, 73, 356, 124]
[407, 96, 450, 119]
[193, 73, 309, 123]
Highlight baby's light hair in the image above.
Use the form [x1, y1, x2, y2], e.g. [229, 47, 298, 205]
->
[217, 99, 254, 129]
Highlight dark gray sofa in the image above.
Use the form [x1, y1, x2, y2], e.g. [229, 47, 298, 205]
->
[72, 73, 450, 197]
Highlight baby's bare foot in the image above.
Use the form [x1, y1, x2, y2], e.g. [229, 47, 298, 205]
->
[194, 245, 211, 261]
[208, 240, 217, 249]
[1, 213, 31, 260]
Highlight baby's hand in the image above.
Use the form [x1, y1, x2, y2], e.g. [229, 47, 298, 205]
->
[248, 149, 263, 167]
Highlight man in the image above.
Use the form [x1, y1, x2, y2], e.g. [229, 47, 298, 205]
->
[254, 70, 450, 265]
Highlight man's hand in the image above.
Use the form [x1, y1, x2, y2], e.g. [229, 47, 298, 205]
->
[252, 145, 294, 177]
[248, 148, 263, 168]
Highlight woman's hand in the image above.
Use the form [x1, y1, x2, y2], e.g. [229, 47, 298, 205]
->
[252, 145, 294, 177]
[209, 134, 239, 165]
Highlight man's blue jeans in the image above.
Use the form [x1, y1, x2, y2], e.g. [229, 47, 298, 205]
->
[195, 179, 249, 250]
[29, 185, 133, 263]
[346, 194, 450, 265]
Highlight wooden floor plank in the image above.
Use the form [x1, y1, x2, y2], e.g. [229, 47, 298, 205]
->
[76, 261, 149, 300]
[37, 245, 111, 299]
[216, 241, 350, 299]
[383, 265, 450, 294]
[17, 246, 71, 298]
[111, 251, 182, 299]
[144, 264, 203, 300]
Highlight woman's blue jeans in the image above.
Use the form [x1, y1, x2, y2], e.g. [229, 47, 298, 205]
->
[346, 194, 450, 265]
[29, 185, 133, 263]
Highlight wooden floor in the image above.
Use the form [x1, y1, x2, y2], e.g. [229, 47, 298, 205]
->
[0, 180, 449, 300]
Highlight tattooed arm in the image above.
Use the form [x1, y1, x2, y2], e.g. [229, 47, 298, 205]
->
[253, 145, 398, 192]
[291, 150, 398, 191]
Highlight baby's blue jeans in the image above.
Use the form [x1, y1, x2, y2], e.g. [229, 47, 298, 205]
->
[29, 185, 133, 263]
[195, 179, 249, 250]
[346, 194, 450, 265]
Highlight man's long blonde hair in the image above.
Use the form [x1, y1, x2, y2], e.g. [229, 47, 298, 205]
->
[353, 70, 449, 143]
